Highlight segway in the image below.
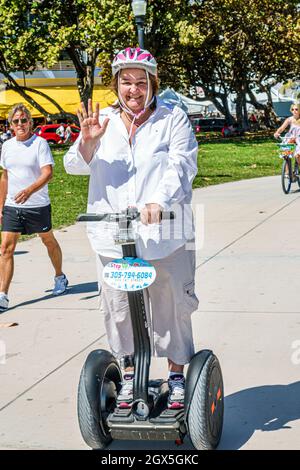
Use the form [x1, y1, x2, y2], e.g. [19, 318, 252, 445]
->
[77, 208, 224, 450]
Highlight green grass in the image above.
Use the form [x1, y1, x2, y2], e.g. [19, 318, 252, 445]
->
[48, 147, 89, 229]
[194, 137, 281, 188]
[18, 138, 281, 236]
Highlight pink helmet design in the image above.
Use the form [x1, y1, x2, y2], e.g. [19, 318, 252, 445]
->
[112, 47, 157, 76]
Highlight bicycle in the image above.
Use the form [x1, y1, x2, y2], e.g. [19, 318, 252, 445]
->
[277, 136, 300, 194]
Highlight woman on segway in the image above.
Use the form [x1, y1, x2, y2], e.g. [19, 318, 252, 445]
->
[64, 47, 199, 410]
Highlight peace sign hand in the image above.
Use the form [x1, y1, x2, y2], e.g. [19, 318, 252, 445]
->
[77, 99, 109, 144]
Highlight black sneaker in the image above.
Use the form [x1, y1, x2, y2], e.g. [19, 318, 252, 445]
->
[167, 374, 185, 409]
[117, 374, 134, 409]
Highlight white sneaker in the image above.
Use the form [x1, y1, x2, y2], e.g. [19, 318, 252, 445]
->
[168, 374, 185, 409]
[53, 274, 68, 296]
[117, 374, 134, 409]
[0, 293, 9, 312]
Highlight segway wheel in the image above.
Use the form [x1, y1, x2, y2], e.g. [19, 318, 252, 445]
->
[77, 350, 121, 449]
[187, 354, 224, 450]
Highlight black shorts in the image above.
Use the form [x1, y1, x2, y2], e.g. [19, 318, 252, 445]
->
[1, 205, 52, 235]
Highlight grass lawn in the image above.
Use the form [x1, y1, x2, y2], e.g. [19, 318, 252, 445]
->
[194, 137, 281, 188]
[48, 146, 89, 230]
[15, 137, 281, 234]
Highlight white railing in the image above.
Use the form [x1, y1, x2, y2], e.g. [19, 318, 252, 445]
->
[36, 61, 75, 71]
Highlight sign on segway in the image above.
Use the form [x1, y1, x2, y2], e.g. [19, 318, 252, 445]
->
[103, 257, 156, 291]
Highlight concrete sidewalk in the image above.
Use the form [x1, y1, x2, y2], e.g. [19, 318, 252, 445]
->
[1, 175, 300, 450]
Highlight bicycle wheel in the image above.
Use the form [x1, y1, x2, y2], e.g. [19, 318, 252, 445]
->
[281, 159, 292, 194]
[294, 160, 300, 189]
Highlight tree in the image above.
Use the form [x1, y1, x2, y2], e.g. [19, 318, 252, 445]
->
[0, 0, 74, 120]
[35, 0, 135, 105]
[173, 0, 300, 128]
[141, 0, 299, 128]
[0, 0, 135, 119]
[1, 0, 299, 128]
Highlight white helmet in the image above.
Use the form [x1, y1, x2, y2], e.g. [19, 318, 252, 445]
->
[112, 47, 157, 76]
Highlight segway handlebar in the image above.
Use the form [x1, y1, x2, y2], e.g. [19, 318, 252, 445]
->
[77, 208, 175, 223]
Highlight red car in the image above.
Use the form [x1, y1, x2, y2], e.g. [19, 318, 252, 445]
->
[33, 124, 80, 144]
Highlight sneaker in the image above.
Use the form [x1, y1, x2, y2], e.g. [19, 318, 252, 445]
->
[0, 293, 9, 312]
[117, 373, 134, 409]
[53, 274, 68, 296]
[167, 374, 185, 409]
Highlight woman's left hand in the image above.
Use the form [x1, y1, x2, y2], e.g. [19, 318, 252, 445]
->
[141, 203, 163, 225]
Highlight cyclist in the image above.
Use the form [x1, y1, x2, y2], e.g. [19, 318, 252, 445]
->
[274, 102, 300, 166]
[64, 47, 199, 410]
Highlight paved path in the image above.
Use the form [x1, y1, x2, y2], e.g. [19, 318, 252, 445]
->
[1, 175, 300, 450]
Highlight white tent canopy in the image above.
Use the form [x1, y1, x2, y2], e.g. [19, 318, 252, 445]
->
[159, 84, 296, 118]
[159, 87, 216, 115]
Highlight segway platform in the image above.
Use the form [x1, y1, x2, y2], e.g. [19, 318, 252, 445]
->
[107, 380, 186, 441]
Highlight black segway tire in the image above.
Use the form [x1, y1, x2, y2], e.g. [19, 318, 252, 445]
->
[77, 349, 121, 449]
[186, 354, 224, 450]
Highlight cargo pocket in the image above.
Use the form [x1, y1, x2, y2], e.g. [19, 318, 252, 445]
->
[183, 280, 199, 311]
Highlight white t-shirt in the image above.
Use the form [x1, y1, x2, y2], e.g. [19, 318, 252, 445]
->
[0, 134, 54, 208]
[56, 125, 65, 138]
[64, 99, 198, 260]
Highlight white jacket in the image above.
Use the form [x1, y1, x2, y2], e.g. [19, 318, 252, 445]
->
[64, 99, 198, 259]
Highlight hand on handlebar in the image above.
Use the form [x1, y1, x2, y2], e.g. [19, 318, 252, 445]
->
[141, 203, 163, 225]
[77, 99, 109, 144]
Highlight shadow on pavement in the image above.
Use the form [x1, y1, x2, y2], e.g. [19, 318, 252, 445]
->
[219, 381, 300, 449]
[45, 281, 99, 295]
[3, 282, 99, 312]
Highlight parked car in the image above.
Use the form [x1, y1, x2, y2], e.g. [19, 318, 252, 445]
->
[33, 124, 80, 144]
[190, 117, 226, 133]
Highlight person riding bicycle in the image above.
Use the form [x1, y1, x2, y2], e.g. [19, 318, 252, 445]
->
[274, 102, 300, 166]
[64, 47, 199, 410]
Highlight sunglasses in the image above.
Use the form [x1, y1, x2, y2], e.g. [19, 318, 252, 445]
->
[12, 118, 29, 125]
[291, 108, 299, 111]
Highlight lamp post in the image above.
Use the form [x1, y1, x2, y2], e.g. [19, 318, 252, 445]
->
[131, 0, 147, 49]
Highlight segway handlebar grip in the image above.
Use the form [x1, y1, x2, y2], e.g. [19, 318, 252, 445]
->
[77, 213, 107, 222]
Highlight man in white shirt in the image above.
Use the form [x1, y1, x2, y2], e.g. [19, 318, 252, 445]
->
[0, 104, 68, 312]
[56, 123, 65, 143]
[64, 48, 199, 410]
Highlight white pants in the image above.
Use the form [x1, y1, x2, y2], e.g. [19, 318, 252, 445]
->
[97, 244, 199, 365]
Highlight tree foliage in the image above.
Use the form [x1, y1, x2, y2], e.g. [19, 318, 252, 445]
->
[0, 0, 135, 118]
[172, 0, 300, 126]
[0, 0, 299, 127]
